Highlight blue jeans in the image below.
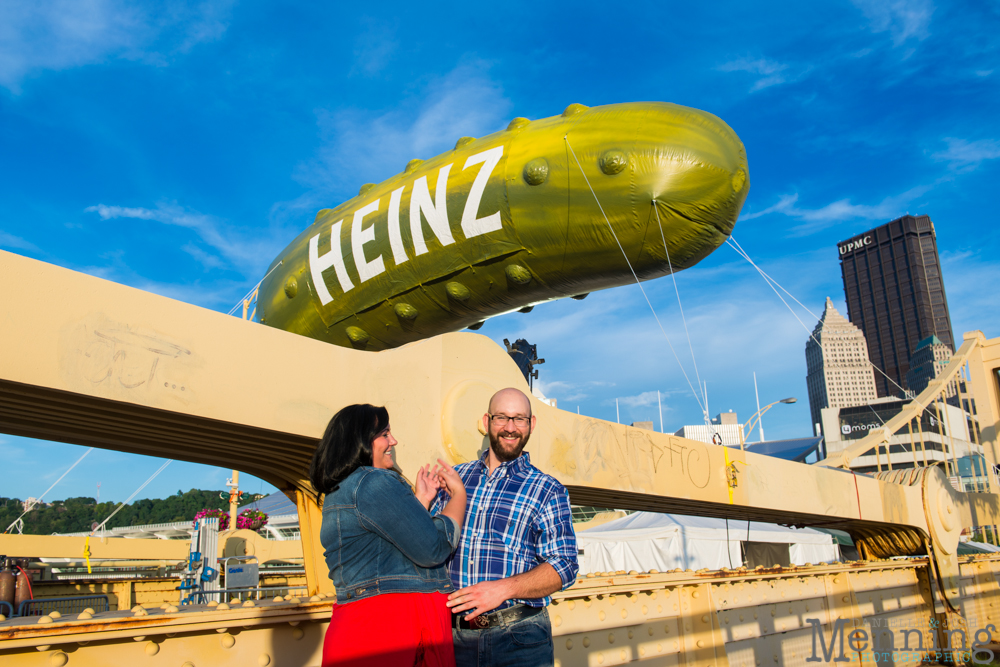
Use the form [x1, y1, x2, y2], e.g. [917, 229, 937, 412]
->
[453, 607, 553, 667]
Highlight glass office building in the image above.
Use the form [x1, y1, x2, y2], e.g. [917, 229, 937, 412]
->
[838, 215, 954, 397]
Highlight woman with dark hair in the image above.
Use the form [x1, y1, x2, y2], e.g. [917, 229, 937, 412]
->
[312, 404, 466, 667]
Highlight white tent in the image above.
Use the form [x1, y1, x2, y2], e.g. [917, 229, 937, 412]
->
[576, 512, 839, 574]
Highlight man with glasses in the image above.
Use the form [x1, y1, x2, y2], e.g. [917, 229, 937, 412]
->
[431, 387, 578, 666]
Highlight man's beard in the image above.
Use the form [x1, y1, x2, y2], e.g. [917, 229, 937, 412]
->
[489, 428, 530, 462]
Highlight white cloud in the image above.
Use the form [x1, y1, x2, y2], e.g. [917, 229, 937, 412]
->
[739, 194, 801, 222]
[181, 242, 229, 271]
[84, 202, 281, 277]
[534, 378, 616, 404]
[717, 57, 798, 92]
[350, 18, 397, 77]
[86, 204, 158, 220]
[932, 138, 1000, 172]
[940, 249, 1000, 341]
[615, 391, 667, 410]
[740, 186, 931, 235]
[78, 261, 251, 310]
[0, 0, 235, 92]
[0, 231, 39, 252]
[133, 279, 247, 309]
[292, 62, 512, 204]
[533, 379, 575, 397]
[851, 0, 934, 45]
[0, 437, 27, 462]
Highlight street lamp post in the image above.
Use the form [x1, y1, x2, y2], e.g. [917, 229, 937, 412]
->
[739, 398, 797, 451]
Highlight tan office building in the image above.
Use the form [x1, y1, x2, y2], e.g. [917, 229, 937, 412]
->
[806, 298, 879, 432]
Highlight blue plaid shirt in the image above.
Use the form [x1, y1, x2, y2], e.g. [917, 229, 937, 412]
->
[431, 451, 578, 609]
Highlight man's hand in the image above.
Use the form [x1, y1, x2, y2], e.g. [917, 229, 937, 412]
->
[447, 579, 512, 621]
[448, 564, 564, 621]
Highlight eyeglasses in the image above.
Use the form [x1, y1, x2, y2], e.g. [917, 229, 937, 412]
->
[489, 414, 530, 427]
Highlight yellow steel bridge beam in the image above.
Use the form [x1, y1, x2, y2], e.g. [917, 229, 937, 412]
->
[1, 249, 999, 606]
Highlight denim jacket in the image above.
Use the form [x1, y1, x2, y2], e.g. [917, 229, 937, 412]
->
[321, 466, 459, 605]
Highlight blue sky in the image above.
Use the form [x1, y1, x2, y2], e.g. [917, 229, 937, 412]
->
[2, 0, 999, 503]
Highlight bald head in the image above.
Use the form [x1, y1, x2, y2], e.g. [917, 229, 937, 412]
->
[483, 387, 535, 465]
[488, 387, 532, 416]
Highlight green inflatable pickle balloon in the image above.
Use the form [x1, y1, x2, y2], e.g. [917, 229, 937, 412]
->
[257, 101, 749, 350]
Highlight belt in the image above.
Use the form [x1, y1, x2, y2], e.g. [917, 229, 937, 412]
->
[453, 604, 543, 630]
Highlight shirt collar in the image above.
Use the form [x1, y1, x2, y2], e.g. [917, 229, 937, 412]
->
[477, 449, 531, 477]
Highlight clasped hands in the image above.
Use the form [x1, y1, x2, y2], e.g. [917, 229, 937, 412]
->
[414, 459, 463, 508]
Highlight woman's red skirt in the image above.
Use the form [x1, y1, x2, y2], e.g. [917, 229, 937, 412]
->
[322, 591, 455, 667]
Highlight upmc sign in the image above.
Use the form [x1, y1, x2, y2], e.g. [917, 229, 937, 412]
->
[839, 235, 872, 255]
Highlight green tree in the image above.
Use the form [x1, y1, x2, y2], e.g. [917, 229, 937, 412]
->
[0, 490, 231, 535]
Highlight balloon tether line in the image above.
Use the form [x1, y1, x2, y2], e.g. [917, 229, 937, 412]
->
[654, 203, 707, 417]
[564, 134, 708, 422]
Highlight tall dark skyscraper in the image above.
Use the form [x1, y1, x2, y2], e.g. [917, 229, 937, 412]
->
[837, 214, 954, 398]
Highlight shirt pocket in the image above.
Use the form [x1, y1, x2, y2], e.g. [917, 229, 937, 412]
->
[489, 508, 536, 557]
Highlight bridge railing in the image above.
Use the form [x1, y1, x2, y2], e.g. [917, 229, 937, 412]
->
[181, 585, 308, 605]
[16, 594, 110, 617]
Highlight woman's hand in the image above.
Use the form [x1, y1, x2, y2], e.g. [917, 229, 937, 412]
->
[414, 464, 441, 509]
[435, 458, 468, 531]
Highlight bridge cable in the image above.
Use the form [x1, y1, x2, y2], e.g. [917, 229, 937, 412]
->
[91, 460, 172, 535]
[564, 135, 708, 421]
[4, 447, 94, 534]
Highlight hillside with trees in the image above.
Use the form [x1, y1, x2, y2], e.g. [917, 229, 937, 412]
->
[0, 489, 235, 535]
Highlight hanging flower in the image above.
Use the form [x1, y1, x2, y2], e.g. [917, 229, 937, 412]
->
[237, 508, 269, 531]
[193, 508, 229, 531]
